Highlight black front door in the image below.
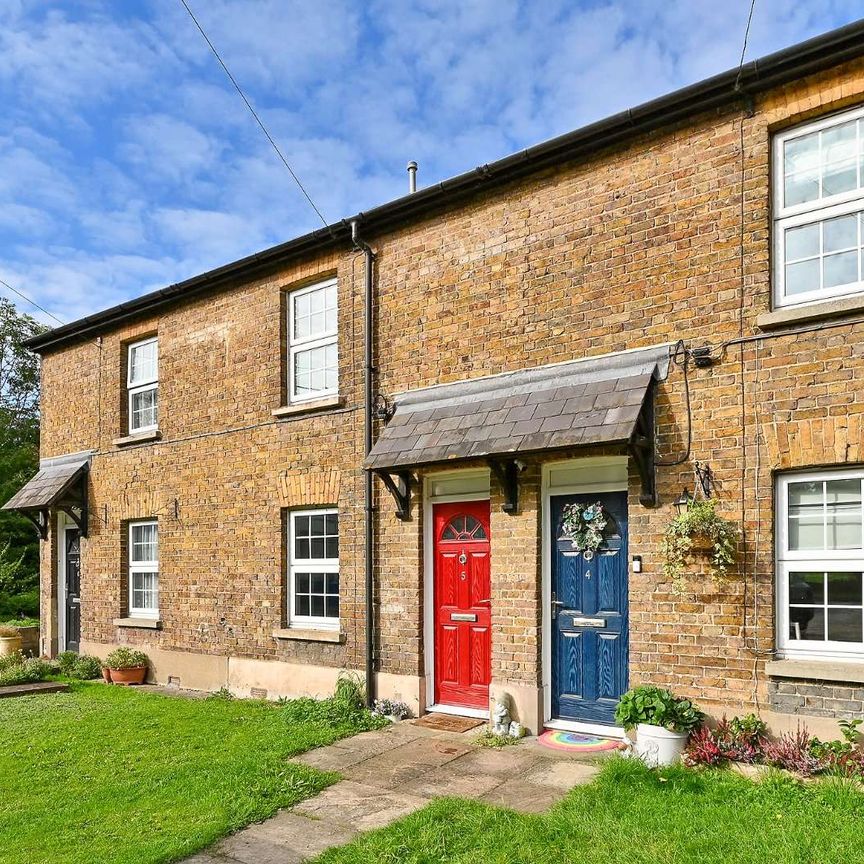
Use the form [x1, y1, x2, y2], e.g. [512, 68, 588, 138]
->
[64, 528, 81, 653]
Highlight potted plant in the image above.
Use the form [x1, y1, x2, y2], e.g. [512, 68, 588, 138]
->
[662, 498, 739, 592]
[103, 647, 149, 685]
[0, 625, 23, 657]
[615, 685, 704, 766]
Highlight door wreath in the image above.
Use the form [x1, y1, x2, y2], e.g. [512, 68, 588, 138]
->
[560, 501, 609, 556]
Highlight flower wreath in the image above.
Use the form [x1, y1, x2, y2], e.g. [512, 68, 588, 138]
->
[560, 501, 608, 554]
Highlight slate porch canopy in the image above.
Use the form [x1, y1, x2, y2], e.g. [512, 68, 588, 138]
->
[3, 451, 92, 539]
[365, 344, 672, 518]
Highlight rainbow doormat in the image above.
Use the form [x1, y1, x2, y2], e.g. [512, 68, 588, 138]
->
[538, 729, 621, 753]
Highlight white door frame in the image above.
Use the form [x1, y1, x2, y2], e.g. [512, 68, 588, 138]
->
[541, 456, 629, 736]
[423, 468, 491, 718]
[57, 512, 72, 653]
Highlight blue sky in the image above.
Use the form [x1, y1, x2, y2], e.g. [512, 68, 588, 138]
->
[0, 0, 859, 325]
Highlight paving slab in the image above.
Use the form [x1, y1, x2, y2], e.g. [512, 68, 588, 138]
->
[290, 744, 374, 772]
[480, 779, 566, 813]
[293, 779, 430, 831]
[215, 811, 358, 864]
[401, 765, 506, 799]
[525, 759, 600, 789]
[451, 745, 543, 776]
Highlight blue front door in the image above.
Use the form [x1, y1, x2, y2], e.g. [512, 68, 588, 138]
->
[551, 491, 628, 725]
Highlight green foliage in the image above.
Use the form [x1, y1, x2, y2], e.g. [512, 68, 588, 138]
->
[0, 299, 46, 587]
[65, 655, 102, 680]
[662, 498, 739, 591]
[0, 651, 51, 686]
[0, 589, 39, 621]
[728, 713, 768, 740]
[280, 671, 388, 733]
[205, 686, 235, 701]
[104, 647, 149, 670]
[56, 650, 78, 675]
[0, 616, 38, 628]
[615, 685, 704, 733]
[560, 501, 608, 553]
[0, 682, 356, 863]
[473, 729, 520, 748]
[839, 718, 863, 745]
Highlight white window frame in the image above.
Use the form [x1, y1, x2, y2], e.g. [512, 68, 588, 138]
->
[773, 104, 864, 309]
[287, 508, 339, 630]
[287, 279, 338, 404]
[128, 520, 159, 619]
[127, 337, 159, 434]
[776, 469, 864, 660]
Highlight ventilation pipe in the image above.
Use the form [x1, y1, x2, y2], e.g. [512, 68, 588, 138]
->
[350, 218, 377, 707]
[407, 161, 418, 193]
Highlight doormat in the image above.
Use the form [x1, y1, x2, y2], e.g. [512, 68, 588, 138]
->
[414, 713, 486, 733]
[538, 729, 621, 753]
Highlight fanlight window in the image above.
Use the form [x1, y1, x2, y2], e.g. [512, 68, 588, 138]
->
[441, 515, 487, 541]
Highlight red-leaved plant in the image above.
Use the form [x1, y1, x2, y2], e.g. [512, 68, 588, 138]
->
[761, 728, 824, 777]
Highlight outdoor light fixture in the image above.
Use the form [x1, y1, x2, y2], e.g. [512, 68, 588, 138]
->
[674, 488, 693, 516]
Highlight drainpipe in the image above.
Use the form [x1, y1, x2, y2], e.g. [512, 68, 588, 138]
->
[351, 219, 377, 707]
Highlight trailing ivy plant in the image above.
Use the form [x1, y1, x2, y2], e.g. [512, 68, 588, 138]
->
[662, 498, 739, 592]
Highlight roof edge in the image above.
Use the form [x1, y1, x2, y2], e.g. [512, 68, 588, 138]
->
[26, 18, 864, 354]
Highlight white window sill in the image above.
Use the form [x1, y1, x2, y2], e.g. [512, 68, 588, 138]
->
[758, 293, 864, 330]
[113, 430, 161, 447]
[766, 658, 864, 684]
[272, 627, 344, 643]
[272, 395, 344, 419]
[114, 617, 162, 630]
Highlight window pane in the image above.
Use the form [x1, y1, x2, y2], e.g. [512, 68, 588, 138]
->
[310, 537, 325, 558]
[295, 515, 310, 536]
[325, 513, 338, 535]
[785, 171, 819, 207]
[132, 571, 158, 611]
[828, 607, 863, 642]
[785, 132, 819, 175]
[131, 523, 158, 562]
[822, 121, 857, 165]
[789, 606, 824, 640]
[295, 594, 310, 616]
[311, 573, 325, 594]
[326, 596, 339, 618]
[129, 341, 158, 385]
[789, 571, 824, 605]
[325, 537, 338, 559]
[827, 571, 863, 606]
[823, 161, 857, 197]
[326, 572, 339, 594]
[785, 258, 820, 296]
[785, 223, 819, 261]
[294, 538, 310, 559]
[295, 572, 310, 593]
[310, 513, 325, 535]
[826, 479, 862, 549]
[131, 387, 158, 430]
[823, 213, 858, 252]
[823, 251, 858, 288]
[788, 481, 823, 549]
[293, 342, 336, 397]
[310, 595, 325, 617]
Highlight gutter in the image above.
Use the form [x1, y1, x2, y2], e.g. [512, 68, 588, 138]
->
[26, 17, 864, 354]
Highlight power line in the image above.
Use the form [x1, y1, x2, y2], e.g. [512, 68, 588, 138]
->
[178, 0, 330, 229]
[734, 0, 757, 89]
[0, 276, 66, 327]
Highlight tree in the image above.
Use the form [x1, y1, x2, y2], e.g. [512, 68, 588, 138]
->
[0, 298, 47, 588]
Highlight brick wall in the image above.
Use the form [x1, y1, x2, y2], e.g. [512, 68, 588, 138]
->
[35, 55, 864, 717]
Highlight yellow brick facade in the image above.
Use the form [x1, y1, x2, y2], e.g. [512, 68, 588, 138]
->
[32, 55, 864, 733]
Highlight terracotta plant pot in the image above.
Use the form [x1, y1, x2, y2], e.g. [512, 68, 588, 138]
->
[0, 634, 23, 657]
[108, 665, 147, 685]
[102, 666, 112, 683]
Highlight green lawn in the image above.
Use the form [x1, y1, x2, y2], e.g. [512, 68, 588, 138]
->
[0, 682, 372, 864]
[315, 757, 864, 864]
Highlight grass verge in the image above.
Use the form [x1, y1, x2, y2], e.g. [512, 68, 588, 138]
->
[314, 756, 864, 864]
[0, 681, 378, 864]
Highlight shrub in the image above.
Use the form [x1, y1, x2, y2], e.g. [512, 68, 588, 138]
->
[684, 714, 767, 767]
[56, 650, 78, 675]
[0, 653, 51, 686]
[280, 672, 388, 732]
[104, 647, 149, 670]
[615, 685, 704, 733]
[474, 730, 520, 748]
[762, 728, 824, 778]
[68, 655, 102, 680]
[0, 617, 39, 628]
[0, 589, 39, 621]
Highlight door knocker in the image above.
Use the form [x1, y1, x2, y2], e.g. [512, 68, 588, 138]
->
[583, 549, 594, 561]
[458, 552, 467, 564]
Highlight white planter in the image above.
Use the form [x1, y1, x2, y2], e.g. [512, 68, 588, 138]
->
[635, 723, 688, 766]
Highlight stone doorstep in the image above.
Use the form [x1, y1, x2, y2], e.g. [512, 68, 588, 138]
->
[0, 681, 69, 699]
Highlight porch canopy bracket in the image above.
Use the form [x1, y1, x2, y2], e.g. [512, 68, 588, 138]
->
[363, 345, 672, 515]
[487, 459, 521, 514]
[628, 379, 657, 508]
[2, 451, 92, 539]
[375, 469, 415, 521]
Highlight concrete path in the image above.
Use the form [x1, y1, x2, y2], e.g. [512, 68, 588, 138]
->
[185, 720, 609, 864]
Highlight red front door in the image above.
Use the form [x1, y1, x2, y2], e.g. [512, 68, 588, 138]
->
[433, 500, 491, 710]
